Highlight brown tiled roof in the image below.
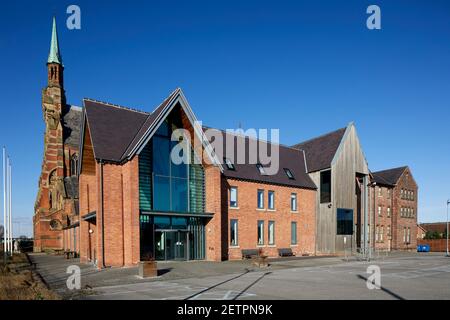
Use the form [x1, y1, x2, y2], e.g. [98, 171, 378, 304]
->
[207, 128, 316, 189]
[419, 223, 447, 234]
[371, 166, 407, 186]
[291, 127, 346, 173]
[83, 89, 180, 162]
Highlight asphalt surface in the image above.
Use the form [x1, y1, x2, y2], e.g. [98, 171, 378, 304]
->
[29, 252, 450, 300]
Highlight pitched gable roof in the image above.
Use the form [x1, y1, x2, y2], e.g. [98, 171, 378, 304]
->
[291, 127, 346, 173]
[372, 166, 408, 186]
[83, 99, 149, 162]
[207, 128, 316, 189]
[81, 88, 222, 169]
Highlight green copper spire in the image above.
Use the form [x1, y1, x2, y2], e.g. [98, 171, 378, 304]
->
[47, 17, 62, 65]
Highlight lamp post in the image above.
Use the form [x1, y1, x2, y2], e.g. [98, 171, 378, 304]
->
[446, 199, 449, 257]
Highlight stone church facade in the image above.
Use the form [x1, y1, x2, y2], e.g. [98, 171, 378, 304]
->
[33, 18, 81, 252]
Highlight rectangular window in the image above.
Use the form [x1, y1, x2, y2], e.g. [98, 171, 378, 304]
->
[387, 189, 391, 199]
[407, 227, 411, 243]
[257, 220, 264, 245]
[230, 219, 238, 246]
[291, 193, 297, 212]
[380, 226, 384, 242]
[378, 187, 382, 197]
[257, 189, 264, 209]
[230, 187, 238, 207]
[337, 208, 353, 235]
[291, 222, 297, 245]
[268, 191, 275, 210]
[378, 206, 382, 217]
[375, 226, 379, 242]
[387, 225, 391, 237]
[387, 207, 391, 217]
[268, 221, 275, 245]
[403, 227, 407, 243]
[320, 170, 332, 203]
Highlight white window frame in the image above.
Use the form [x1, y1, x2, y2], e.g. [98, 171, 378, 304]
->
[291, 193, 297, 212]
[257, 189, 264, 209]
[268, 221, 275, 245]
[230, 219, 238, 246]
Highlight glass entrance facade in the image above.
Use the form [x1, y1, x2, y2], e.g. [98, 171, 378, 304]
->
[140, 215, 206, 261]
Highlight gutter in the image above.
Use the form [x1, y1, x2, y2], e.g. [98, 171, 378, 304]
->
[99, 160, 108, 268]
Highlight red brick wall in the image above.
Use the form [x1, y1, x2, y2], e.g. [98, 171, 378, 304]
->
[370, 185, 394, 251]
[392, 169, 418, 250]
[223, 178, 316, 259]
[204, 165, 223, 261]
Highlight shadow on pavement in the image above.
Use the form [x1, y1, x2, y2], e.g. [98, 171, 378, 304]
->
[184, 269, 251, 300]
[357, 274, 405, 300]
[233, 271, 272, 300]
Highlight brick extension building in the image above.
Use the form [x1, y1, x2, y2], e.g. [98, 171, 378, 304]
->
[370, 166, 419, 251]
[33, 18, 419, 266]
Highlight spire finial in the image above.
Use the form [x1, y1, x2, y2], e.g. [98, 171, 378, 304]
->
[47, 16, 62, 65]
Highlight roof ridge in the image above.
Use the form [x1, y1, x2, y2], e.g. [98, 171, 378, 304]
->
[292, 126, 346, 148]
[204, 126, 305, 153]
[149, 87, 181, 114]
[83, 98, 149, 115]
[372, 166, 408, 174]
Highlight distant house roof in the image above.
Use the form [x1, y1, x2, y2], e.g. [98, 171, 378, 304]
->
[62, 105, 82, 147]
[419, 223, 447, 234]
[291, 127, 346, 173]
[371, 166, 408, 186]
[208, 128, 316, 189]
[83, 89, 180, 163]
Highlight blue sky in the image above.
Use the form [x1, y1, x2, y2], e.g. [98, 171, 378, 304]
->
[1, 0, 449, 236]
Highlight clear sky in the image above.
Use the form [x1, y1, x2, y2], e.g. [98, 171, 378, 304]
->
[1, 0, 449, 236]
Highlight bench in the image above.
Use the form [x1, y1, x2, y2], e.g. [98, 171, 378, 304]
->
[278, 248, 295, 257]
[241, 249, 260, 259]
[64, 251, 78, 259]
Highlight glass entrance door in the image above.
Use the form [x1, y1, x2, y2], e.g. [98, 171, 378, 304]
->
[155, 230, 187, 260]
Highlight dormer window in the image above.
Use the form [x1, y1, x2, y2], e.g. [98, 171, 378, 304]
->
[284, 168, 295, 180]
[256, 163, 267, 175]
[224, 158, 235, 170]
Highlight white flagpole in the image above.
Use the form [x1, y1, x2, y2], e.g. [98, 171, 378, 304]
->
[2, 147, 6, 260]
[8, 160, 12, 254]
[6, 156, 10, 255]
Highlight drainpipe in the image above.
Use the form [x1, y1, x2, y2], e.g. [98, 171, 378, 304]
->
[363, 175, 369, 260]
[100, 160, 107, 268]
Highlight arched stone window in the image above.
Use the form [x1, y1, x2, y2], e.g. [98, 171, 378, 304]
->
[70, 154, 78, 176]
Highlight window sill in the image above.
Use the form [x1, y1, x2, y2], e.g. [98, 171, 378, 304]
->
[267, 209, 276, 212]
[229, 246, 240, 249]
[256, 208, 266, 211]
[256, 245, 266, 248]
[267, 245, 276, 247]
[229, 207, 240, 210]
[290, 244, 298, 247]
[291, 211, 299, 214]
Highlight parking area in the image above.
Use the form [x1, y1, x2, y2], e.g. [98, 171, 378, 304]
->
[29, 252, 450, 300]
